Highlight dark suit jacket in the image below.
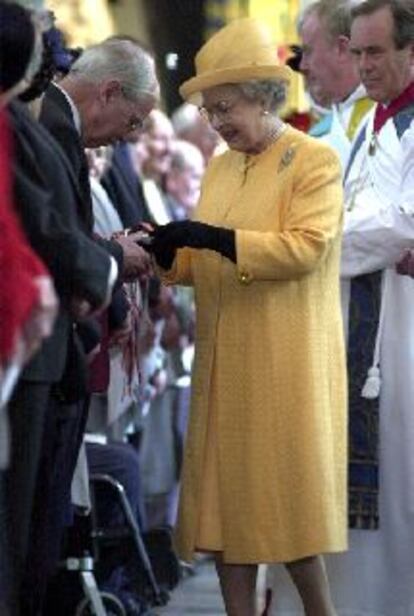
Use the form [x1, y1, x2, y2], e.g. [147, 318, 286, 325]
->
[40, 83, 124, 268]
[40, 84, 129, 330]
[102, 142, 152, 228]
[9, 102, 111, 383]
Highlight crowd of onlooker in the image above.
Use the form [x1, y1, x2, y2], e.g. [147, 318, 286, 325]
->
[0, 3, 219, 615]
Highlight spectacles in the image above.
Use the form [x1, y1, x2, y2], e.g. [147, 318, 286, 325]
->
[120, 90, 147, 133]
[198, 98, 239, 124]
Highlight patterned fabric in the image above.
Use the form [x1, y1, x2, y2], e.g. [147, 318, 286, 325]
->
[347, 271, 382, 529]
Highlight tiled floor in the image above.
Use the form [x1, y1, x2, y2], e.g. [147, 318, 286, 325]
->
[156, 559, 225, 615]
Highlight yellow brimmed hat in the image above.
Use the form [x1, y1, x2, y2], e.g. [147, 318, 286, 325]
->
[179, 17, 292, 103]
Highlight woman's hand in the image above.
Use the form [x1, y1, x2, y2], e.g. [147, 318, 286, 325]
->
[149, 222, 182, 270]
[150, 220, 236, 267]
[153, 221, 215, 249]
[150, 221, 219, 269]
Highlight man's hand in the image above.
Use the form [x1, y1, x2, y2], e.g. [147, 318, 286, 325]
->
[396, 249, 414, 277]
[70, 298, 93, 320]
[115, 236, 153, 281]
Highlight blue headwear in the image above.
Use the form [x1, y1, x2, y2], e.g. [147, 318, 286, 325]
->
[44, 26, 78, 74]
[19, 21, 82, 102]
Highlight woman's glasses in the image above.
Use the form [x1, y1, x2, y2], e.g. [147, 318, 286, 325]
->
[198, 97, 239, 124]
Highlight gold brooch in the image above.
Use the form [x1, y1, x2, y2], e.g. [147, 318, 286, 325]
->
[278, 147, 296, 172]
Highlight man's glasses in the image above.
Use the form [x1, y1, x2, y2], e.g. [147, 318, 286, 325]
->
[121, 89, 147, 133]
[125, 115, 145, 132]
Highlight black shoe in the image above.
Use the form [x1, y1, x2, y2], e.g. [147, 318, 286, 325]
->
[142, 527, 181, 591]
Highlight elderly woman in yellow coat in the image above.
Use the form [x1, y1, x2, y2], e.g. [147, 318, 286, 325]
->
[149, 17, 347, 616]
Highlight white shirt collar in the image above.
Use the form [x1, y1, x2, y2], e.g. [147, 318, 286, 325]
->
[54, 83, 82, 135]
[335, 83, 368, 114]
[332, 84, 368, 134]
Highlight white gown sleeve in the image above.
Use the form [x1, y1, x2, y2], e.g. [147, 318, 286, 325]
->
[341, 123, 414, 278]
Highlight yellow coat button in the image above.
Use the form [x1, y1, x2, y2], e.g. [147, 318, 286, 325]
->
[238, 270, 252, 285]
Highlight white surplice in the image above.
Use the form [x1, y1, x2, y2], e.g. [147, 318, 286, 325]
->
[324, 84, 370, 170]
[266, 103, 414, 615]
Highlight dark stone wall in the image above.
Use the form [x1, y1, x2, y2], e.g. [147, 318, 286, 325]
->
[143, 0, 205, 114]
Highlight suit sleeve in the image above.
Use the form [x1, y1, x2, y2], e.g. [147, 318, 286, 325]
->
[13, 130, 112, 309]
[341, 122, 414, 277]
[96, 236, 124, 274]
[41, 97, 125, 275]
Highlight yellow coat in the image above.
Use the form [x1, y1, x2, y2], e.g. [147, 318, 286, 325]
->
[161, 126, 347, 564]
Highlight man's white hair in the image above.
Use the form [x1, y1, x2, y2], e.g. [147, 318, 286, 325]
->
[69, 38, 159, 102]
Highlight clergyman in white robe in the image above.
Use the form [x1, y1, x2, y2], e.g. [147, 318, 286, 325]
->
[266, 101, 414, 616]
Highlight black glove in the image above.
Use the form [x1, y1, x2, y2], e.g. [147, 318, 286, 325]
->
[150, 220, 236, 269]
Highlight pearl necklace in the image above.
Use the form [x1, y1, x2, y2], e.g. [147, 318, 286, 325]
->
[241, 121, 287, 178]
[263, 121, 287, 150]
